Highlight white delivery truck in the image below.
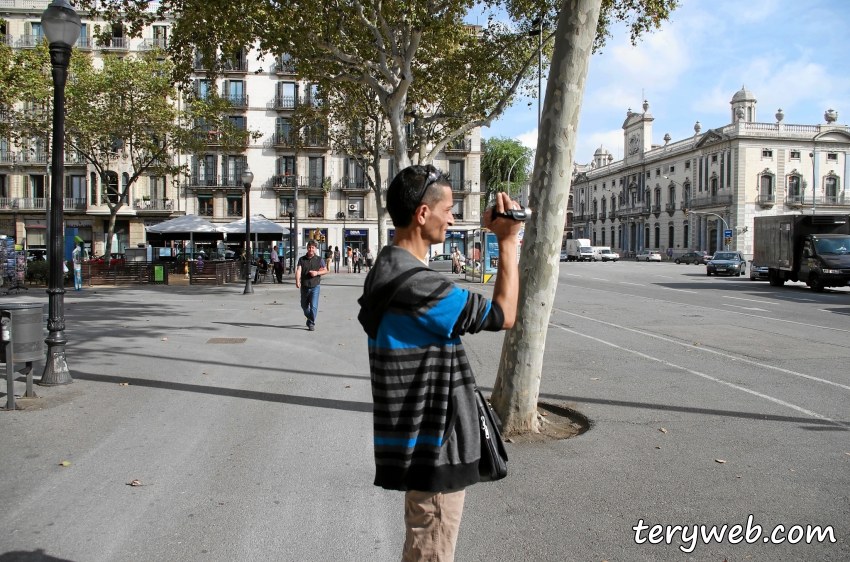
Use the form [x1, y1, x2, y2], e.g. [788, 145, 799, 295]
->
[566, 238, 594, 261]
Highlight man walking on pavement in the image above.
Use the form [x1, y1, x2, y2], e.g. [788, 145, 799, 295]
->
[295, 240, 327, 331]
[357, 165, 521, 562]
[271, 244, 283, 283]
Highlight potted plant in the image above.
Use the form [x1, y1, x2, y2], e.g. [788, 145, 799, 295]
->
[322, 176, 332, 193]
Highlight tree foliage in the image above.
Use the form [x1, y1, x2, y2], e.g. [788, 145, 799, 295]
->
[0, 41, 53, 158]
[480, 136, 533, 210]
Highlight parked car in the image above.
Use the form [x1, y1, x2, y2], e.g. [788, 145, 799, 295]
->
[560, 250, 568, 262]
[706, 251, 746, 276]
[597, 248, 619, 262]
[749, 260, 769, 281]
[429, 253, 454, 272]
[636, 250, 662, 262]
[26, 249, 47, 262]
[91, 253, 125, 266]
[675, 251, 712, 265]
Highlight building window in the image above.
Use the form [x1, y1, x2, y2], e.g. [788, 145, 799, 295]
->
[149, 176, 165, 200]
[279, 196, 294, 217]
[601, 229, 605, 245]
[0, 175, 6, 199]
[685, 160, 690, 170]
[760, 174, 773, 197]
[307, 196, 324, 218]
[710, 177, 718, 196]
[668, 186, 675, 206]
[226, 195, 243, 217]
[654, 225, 660, 248]
[668, 224, 674, 248]
[711, 154, 718, 163]
[787, 176, 802, 199]
[308, 156, 324, 188]
[90, 171, 98, 204]
[669, 165, 675, 173]
[646, 172, 651, 179]
[684, 222, 689, 247]
[790, 150, 801, 160]
[197, 195, 213, 216]
[824, 176, 839, 200]
[762, 149, 773, 158]
[655, 168, 661, 177]
[827, 153, 838, 161]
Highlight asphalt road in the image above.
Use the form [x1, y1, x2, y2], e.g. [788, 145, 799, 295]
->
[0, 261, 847, 561]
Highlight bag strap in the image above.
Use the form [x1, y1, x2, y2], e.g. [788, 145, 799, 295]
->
[358, 266, 431, 339]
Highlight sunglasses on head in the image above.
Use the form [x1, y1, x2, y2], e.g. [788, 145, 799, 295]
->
[414, 168, 443, 207]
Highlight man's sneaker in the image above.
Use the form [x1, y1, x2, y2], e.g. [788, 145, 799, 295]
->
[308, 326, 315, 331]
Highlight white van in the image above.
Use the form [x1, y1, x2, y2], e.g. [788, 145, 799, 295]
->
[565, 239, 594, 261]
[593, 247, 619, 262]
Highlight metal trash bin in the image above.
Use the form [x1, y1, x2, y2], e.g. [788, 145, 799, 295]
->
[1, 302, 44, 410]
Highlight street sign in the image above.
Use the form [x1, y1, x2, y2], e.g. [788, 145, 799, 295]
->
[724, 229, 733, 238]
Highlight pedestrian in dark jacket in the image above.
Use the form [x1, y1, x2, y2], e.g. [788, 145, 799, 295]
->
[358, 165, 521, 561]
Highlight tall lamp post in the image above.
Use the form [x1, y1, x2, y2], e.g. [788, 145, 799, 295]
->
[40, 0, 80, 386]
[241, 166, 254, 294]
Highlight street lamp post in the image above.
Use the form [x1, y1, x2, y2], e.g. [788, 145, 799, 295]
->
[39, 0, 80, 386]
[528, 16, 547, 125]
[809, 152, 816, 215]
[506, 154, 525, 197]
[241, 166, 254, 294]
[336, 211, 346, 254]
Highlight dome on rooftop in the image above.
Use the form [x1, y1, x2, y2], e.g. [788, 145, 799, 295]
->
[731, 85, 756, 103]
[594, 145, 609, 156]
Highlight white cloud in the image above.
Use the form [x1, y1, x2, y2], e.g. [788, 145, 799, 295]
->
[516, 128, 539, 149]
[576, 129, 624, 165]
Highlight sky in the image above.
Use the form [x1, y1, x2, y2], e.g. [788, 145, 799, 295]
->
[481, 0, 850, 166]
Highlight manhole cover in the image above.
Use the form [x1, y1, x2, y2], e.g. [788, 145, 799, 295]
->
[206, 338, 247, 344]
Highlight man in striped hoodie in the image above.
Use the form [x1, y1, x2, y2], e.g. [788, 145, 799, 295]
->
[358, 165, 521, 561]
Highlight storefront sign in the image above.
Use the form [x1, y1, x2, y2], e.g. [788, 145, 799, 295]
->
[24, 219, 46, 229]
[65, 219, 93, 228]
[445, 231, 466, 239]
[346, 230, 367, 236]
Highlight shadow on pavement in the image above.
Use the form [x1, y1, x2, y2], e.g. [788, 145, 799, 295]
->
[211, 321, 307, 330]
[73, 371, 372, 413]
[535, 391, 848, 430]
[0, 550, 74, 562]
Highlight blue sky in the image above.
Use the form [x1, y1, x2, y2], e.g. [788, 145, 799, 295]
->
[482, 0, 850, 165]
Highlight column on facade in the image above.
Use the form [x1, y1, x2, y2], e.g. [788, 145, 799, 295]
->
[812, 150, 819, 204]
[703, 218, 709, 252]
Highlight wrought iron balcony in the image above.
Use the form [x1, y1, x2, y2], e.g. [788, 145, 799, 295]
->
[665, 203, 676, 214]
[223, 56, 248, 73]
[273, 57, 296, 74]
[0, 198, 18, 209]
[100, 37, 129, 50]
[786, 194, 850, 207]
[139, 38, 167, 50]
[651, 203, 662, 214]
[133, 198, 174, 211]
[690, 193, 733, 208]
[75, 36, 92, 50]
[269, 96, 297, 111]
[0, 151, 16, 164]
[450, 180, 472, 193]
[303, 133, 328, 148]
[100, 193, 128, 206]
[756, 193, 775, 207]
[17, 35, 45, 48]
[65, 151, 87, 165]
[269, 131, 295, 148]
[64, 198, 87, 211]
[608, 210, 616, 219]
[186, 175, 244, 189]
[339, 179, 370, 191]
[271, 175, 297, 189]
[445, 138, 472, 153]
[278, 208, 295, 219]
[198, 206, 214, 217]
[223, 94, 249, 108]
[1, 35, 14, 47]
[226, 208, 244, 218]
[20, 150, 47, 164]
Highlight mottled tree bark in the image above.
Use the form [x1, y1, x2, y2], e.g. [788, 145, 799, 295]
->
[491, 0, 603, 434]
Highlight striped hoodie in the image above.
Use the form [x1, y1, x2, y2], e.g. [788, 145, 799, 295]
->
[358, 246, 504, 492]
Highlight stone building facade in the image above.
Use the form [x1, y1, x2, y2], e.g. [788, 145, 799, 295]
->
[570, 89, 850, 258]
[0, 1, 482, 259]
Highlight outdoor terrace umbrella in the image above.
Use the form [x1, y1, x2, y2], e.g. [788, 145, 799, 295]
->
[219, 215, 289, 242]
[145, 214, 223, 258]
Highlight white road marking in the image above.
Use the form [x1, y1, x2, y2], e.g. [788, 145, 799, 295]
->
[619, 282, 644, 286]
[553, 307, 850, 393]
[821, 309, 850, 316]
[658, 287, 698, 293]
[722, 304, 768, 312]
[723, 296, 776, 305]
[794, 298, 817, 302]
[557, 280, 850, 334]
[550, 322, 846, 427]
[590, 278, 609, 282]
[563, 273, 583, 277]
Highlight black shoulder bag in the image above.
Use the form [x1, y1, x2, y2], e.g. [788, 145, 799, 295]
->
[475, 388, 509, 482]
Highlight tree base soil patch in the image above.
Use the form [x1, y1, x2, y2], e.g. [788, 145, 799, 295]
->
[504, 401, 591, 444]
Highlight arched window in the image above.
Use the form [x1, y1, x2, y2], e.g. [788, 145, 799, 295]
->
[121, 172, 129, 204]
[787, 175, 802, 202]
[668, 185, 676, 208]
[710, 177, 718, 196]
[684, 221, 690, 247]
[758, 169, 775, 205]
[601, 228, 606, 246]
[104, 171, 119, 204]
[90, 171, 98, 205]
[601, 198, 607, 217]
[824, 175, 839, 202]
[668, 224, 675, 248]
[611, 226, 615, 248]
[683, 183, 691, 206]
[644, 226, 650, 248]
[580, 202, 585, 216]
[592, 230, 597, 245]
[654, 189, 661, 206]
[592, 199, 598, 218]
[654, 224, 660, 248]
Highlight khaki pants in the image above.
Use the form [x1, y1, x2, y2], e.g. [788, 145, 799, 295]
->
[402, 489, 466, 562]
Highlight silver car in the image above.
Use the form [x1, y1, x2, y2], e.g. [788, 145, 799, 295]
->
[749, 260, 769, 281]
[430, 253, 454, 272]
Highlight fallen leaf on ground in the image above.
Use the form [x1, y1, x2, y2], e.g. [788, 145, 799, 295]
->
[659, 428, 668, 434]
[715, 459, 726, 464]
[203, 372, 210, 375]
[694, 342, 701, 345]
[505, 438, 514, 443]
[119, 382, 130, 386]
[655, 446, 661, 449]
[344, 385, 350, 388]
[339, 343, 345, 346]
[790, 469, 795, 472]
[253, 308, 258, 310]
[127, 479, 151, 487]
[541, 411, 548, 416]
[59, 461, 70, 467]
[161, 338, 168, 341]
[845, 452, 850, 456]
[123, 326, 128, 328]
[590, 377, 599, 381]
[736, 475, 742, 478]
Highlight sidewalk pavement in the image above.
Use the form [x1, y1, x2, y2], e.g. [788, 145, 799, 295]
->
[0, 272, 845, 561]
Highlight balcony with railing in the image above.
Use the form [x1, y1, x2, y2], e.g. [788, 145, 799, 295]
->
[785, 194, 850, 207]
[133, 198, 174, 212]
[665, 203, 676, 215]
[0, 198, 18, 210]
[339, 178, 371, 192]
[690, 192, 733, 208]
[100, 193, 128, 206]
[197, 205, 213, 217]
[0, 151, 16, 164]
[302, 132, 328, 149]
[756, 192, 775, 208]
[273, 56, 297, 75]
[651, 203, 662, 215]
[450, 179, 472, 193]
[186, 175, 244, 190]
[64, 197, 86, 211]
[617, 206, 645, 219]
[17, 35, 45, 48]
[19, 150, 47, 164]
[99, 37, 129, 51]
[65, 151, 87, 165]
[608, 210, 616, 220]
[270, 175, 297, 190]
[1, 35, 14, 47]
[223, 94, 249, 109]
[226, 206, 243, 218]
[444, 138, 472, 153]
[269, 96, 297, 111]
[223, 56, 248, 74]
[139, 37, 167, 50]
[75, 36, 92, 50]
[18, 198, 46, 210]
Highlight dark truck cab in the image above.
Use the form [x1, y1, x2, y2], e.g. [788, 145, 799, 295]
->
[754, 215, 850, 292]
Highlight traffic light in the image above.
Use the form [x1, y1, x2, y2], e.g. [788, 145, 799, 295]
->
[684, 208, 689, 217]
